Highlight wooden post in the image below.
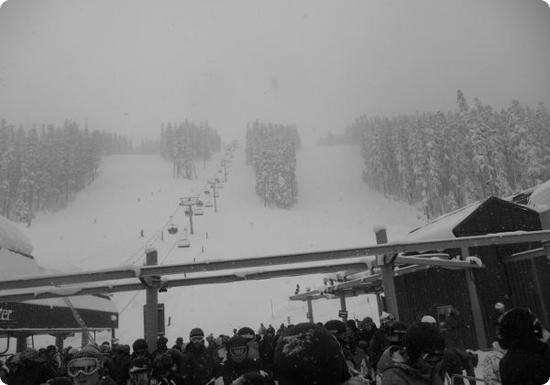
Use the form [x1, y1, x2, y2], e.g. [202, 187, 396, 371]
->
[55, 334, 66, 352]
[307, 297, 314, 323]
[81, 330, 89, 347]
[461, 246, 488, 349]
[376, 227, 399, 320]
[16, 334, 28, 352]
[339, 294, 348, 322]
[212, 184, 218, 212]
[529, 258, 550, 328]
[144, 249, 159, 353]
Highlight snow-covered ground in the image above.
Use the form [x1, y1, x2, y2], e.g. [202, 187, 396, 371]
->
[16, 142, 424, 347]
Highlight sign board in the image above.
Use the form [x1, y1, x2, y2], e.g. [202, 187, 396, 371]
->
[338, 310, 348, 318]
[0, 301, 117, 330]
[143, 303, 165, 336]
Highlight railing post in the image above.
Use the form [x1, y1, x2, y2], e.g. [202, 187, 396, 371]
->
[307, 297, 314, 323]
[375, 227, 399, 320]
[144, 249, 159, 353]
[339, 294, 348, 322]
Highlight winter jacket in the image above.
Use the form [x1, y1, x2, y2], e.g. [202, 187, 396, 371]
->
[378, 349, 444, 385]
[369, 330, 389, 370]
[482, 346, 505, 385]
[499, 338, 550, 385]
[218, 358, 261, 384]
[105, 352, 131, 385]
[182, 343, 218, 385]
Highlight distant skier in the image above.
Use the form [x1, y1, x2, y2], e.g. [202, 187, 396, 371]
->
[140, 229, 144, 238]
[295, 284, 300, 295]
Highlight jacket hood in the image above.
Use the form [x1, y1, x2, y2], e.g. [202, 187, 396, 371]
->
[377, 345, 407, 373]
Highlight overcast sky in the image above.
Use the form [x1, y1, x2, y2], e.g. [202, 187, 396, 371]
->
[1, 0, 549, 143]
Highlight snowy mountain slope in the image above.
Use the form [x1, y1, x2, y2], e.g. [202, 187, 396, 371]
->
[16, 143, 423, 346]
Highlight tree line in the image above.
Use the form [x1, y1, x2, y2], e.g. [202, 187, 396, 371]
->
[159, 121, 222, 179]
[245, 121, 300, 208]
[351, 90, 550, 219]
[0, 119, 133, 223]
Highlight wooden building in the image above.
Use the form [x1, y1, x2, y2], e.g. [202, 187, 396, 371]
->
[395, 196, 549, 349]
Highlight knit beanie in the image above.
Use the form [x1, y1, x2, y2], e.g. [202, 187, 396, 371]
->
[132, 338, 149, 352]
[190, 328, 205, 338]
[72, 345, 104, 369]
[237, 327, 255, 340]
[273, 323, 348, 385]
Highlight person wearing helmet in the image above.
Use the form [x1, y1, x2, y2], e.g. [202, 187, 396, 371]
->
[273, 323, 350, 385]
[238, 327, 261, 362]
[151, 353, 184, 385]
[496, 307, 550, 385]
[66, 345, 117, 385]
[181, 328, 217, 385]
[380, 322, 446, 385]
[218, 335, 262, 384]
[376, 321, 408, 384]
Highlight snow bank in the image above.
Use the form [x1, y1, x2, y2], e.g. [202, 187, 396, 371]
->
[0, 215, 33, 255]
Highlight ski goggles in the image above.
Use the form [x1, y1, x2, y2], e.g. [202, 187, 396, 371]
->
[421, 350, 444, 366]
[67, 357, 101, 377]
[190, 336, 204, 343]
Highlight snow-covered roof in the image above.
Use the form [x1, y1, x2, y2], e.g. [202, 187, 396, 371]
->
[406, 202, 481, 241]
[528, 179, 550, 209]
[0, 215, 33, 256]
[0, 239, 117, 315]
[0, 247, 44, 281]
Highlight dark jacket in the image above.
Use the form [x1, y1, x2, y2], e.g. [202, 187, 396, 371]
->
[499, 338, 550, 385]
[182, 343, 217, 385]
[218, 357, 261, 384]
[379, 354, 443, 385]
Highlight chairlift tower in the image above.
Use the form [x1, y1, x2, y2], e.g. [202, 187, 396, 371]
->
[179, 196, 201, 235]
[207, 179, 219, 212]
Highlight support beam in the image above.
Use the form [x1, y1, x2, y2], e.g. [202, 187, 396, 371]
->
[339, 294, 348, 322]
[54, 334, 67, 352]
[506, 247, 546, 263]
[306, 298, 314, 323]
[461, 246, 487, 349]
[2, 230, 548, 292]
[16, 334, 28, 352]
[529, 258, 550, 329]
[376, 228, 399, 320]
[144, 249, 159, 353]
[0, 262, 373, 302]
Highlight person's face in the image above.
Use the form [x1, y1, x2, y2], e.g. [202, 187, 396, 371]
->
[229, 345, 248, 364]
[134, 349, 147, 357]
[191, 336, 204, 347]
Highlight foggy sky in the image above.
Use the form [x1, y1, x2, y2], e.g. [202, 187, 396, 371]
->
[1, 0, 549, 143]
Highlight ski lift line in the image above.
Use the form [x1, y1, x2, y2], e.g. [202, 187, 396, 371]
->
[119, 291, 141, 315]
[160, 241, 178, 265]
[121, 205, 181, 266]
[118, 211, 181, 316]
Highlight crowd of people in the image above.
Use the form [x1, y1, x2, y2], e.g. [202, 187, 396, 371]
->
[0, 306, 548, 385]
